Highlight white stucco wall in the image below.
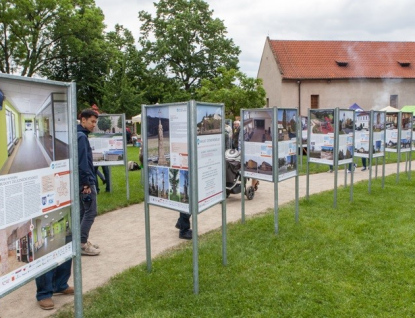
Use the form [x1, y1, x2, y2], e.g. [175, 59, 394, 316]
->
[257, 39, 283, 108]
[282, 79, 415, 116]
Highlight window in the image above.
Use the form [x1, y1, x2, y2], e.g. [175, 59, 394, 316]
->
[266, 97, 269, 108]
[390, 95, 398, 108]
[311, 95, 319, 109]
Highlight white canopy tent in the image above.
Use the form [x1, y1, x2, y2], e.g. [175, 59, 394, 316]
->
[379, 106, 400, 112]
[132, 114, 142, 123]
[131, 114, 142, 136]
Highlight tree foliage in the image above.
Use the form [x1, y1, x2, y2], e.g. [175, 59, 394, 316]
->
[97, 116, 111, 132]
[0, 0, 104, 77]
[138, 0, 240, 93]
[99, 25, 148, 118]
[196, 67, 266, 119]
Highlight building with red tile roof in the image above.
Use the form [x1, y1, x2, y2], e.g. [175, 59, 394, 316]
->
[258, 37, 415, 116]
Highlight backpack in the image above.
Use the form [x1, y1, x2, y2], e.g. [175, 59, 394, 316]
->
[128, 161, 140, 171]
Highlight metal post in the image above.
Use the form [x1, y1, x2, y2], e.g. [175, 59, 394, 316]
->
[142, 106, 152, 272]
[70, 82, 83, 318]
[273, 108, 279, 234]
[333, 108, 339, 208]
[295, 109, 300, 222]
[221, 107, 227, 266]
[396, 113, 402, 183]
[189, 101, 199, 295]
[306, 109, 311, 200]
[122, 114, 130, 200]
[240, 109, 246, 224]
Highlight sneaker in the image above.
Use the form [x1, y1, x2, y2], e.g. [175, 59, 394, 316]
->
[361, 167, 367, 171]
[87, 241, 99, 249]
[347, 170, 351, 173]
[179, 229, 192, 240]
[54, 286, 74, 295]
[81, 242, 100, 256]
[38, 298, 54, 310]
[328, 169, 333, 173]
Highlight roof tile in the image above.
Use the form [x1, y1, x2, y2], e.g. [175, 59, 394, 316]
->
[269, 39, 415, 79]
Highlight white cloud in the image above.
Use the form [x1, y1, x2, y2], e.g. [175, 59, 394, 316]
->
[94, 0, 415, 78]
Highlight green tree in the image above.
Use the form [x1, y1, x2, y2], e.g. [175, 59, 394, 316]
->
[98, 116, 111, 132]
[38, 0, 109, 109]
[196, 67, 266, 119]
[99, 25, 148, 118]
[138, 0, 240, 94]
[0, 0, 105, 78]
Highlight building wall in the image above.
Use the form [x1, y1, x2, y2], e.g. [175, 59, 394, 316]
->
[258, 40, 415, 115]
[257, 39, 283, 108]
[281, 79, 415, 116]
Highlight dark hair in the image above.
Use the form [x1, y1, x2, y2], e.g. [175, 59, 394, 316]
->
[79, 108, 99, 120]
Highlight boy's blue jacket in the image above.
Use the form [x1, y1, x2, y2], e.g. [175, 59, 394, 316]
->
[77, 124, 96, 187]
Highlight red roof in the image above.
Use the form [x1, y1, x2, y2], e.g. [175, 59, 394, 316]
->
[268, 39, 415, 80]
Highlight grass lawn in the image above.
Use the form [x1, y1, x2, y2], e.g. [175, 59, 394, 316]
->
[98, 145, 408, 215]
[55, 171, 415, 317]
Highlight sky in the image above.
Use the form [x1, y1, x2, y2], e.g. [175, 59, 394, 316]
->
[94, 0, 415, 78]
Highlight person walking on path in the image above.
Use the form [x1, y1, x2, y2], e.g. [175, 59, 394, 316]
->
[78, 109, 101, 256]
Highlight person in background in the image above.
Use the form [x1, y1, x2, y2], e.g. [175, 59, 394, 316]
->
[361, 157, 369, 171]
[126, 127, 132, 144]
[232, 120, 240, 150]
[225, 123, 232, 150]
[95, 166, 110, 193]
[35, 233, 73, 310]
[77, 109, 100, 256]
[175, 214, 192, 240]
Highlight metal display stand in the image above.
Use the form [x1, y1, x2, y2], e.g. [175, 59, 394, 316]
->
[306, 108, 355, 208]
[240, 107, 299, 234]
[384, 111, 413, 183]
[0, 74, 83, 317]
[142, 101, 226, 294]
[354, 110, 387, 193]
[91, 113, 130, 199]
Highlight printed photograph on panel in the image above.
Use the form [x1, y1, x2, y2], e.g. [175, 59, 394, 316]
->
[196, 105, 222, 135]
[301, 116, 308, 145]
[400, 112, 412, 150]
[1, 93, 69, 175]
[168, 168, 181, 202]
[148, 166, 169, 199]
[412, 117, 415, 148]
[277, 109, 297, 141]
[355, 111, 370, 131]
[243, 110, 273, 143]
[310, 109, 335, 134]
[385, 112, 399, 149]
[244, 155, 259, 174]
[32, 207, 72, 260]
[372, 111, 385, 155]
[147, 107, 170, 167]
[179, 170, 189, 203]
[338, 110, 354, 134]
[89, 114, 125, 165]
[0, 220, 32, 276]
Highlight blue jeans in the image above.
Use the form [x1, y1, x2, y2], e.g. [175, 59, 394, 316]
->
[80, 185, 98, 244]
[35, 259, 72, 301]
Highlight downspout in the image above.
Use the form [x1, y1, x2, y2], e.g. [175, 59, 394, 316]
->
[297, 80, 301, 116]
